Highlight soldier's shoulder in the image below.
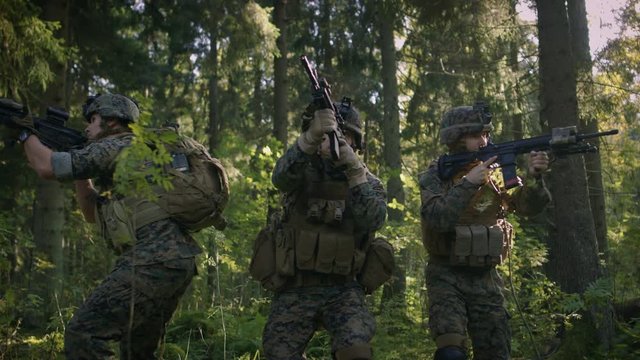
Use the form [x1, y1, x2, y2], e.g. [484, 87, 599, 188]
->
[418, 160, 440, 187]
[79, 133, 132, 159]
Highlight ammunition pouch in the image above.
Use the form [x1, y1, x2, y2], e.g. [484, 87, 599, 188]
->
[449, 219, 513, 267]
[275, 226, 296, 277]
[295, 227, 359, 275]
[258, 170, 380, 290]
[357, 237, 395, 294]
[249, 223, 289, 292]
[306, 198, 346, 225]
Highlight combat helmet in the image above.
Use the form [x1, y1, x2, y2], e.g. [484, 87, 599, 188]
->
[335, 97, 363, 150]
[439, 101, 493, 145]
[82, 93, 140, 123]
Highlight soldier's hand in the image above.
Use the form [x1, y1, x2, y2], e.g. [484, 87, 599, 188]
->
[311, 109, 337, 139]
[298, 108, 337, 154]
[334, 139, 367, 187]
[528, 151, 549, 177]
[465, 156, 498, 185]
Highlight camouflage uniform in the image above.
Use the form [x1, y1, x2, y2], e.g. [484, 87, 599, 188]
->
[420, 104, 550, 360]
[263, 142, 387, 360]
[53, 131, 201, 359]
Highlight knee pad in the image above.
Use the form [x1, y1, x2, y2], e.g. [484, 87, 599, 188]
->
[334, 343, 372, 360]
[434, 346, 467, 360]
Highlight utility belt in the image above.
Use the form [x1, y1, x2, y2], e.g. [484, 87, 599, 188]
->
[425, 219, 513, 267]
[96, 196, 171, 254]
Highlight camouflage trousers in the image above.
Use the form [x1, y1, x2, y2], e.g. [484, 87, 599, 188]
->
[263, 282, 375, 360]
[64, 256, 196, 360]
[426, 262, 511, 360]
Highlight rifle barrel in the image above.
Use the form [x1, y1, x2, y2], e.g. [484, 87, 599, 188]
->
[577, 129, 619, 140]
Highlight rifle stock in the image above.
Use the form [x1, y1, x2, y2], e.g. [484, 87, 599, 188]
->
[0, 98, 86, 151]
[437, 126, 619, 189]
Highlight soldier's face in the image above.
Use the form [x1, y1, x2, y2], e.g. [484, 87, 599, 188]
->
[85, 113, 104, 140]
[462, 131, 489, 151]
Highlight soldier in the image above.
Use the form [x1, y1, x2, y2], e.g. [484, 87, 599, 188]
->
[15, 93, 201, 359]
[419, 103, 551, 360]
[262, 99, 388, 360]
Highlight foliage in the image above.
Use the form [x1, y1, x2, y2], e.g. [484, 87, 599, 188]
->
[1, 0, 640, 358]
[112, 124, 175, 200]
[0, 0, 67, 98]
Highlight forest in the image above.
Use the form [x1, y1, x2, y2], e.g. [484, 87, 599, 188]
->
[0, 0, 639, 359]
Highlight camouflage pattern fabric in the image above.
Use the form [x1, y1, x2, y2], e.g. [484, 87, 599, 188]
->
[419, 161, 550, 232]
[52, 133, 201, 358]
[263, 282, 375, 359]
[64, 256, 196, 359]
[272, 143, 387, 233]
[426, 262, 510, 360]
[52, 133, 134, 186]
[439, 105, 493, 145]
[264, 142, 386, 358]
[84, 93, 140, 122]
[419, 160, 550, 358]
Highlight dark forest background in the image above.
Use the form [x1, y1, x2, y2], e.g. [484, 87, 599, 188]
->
[1, 0, 639, 358]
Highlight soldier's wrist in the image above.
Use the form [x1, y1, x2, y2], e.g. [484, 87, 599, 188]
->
[346, 166, 367, 187]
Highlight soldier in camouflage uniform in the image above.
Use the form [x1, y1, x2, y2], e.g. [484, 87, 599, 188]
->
[17, 93, 200, 359]
[262, 99, 387, 360]
[419, 104, 551, 360]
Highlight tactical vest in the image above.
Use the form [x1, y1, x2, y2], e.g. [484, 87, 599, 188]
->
[422, 161, 514, 267]
[277, 166, 367, 279]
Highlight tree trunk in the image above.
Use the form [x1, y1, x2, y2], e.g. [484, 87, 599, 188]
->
[377, 0, 406, 312]
[28, 0, 69, 327]
[537, 0, 596, 291]
[273, 0, 288, 148]
[567, 0, 614, 349]
[508, 0, 524, 141]
[207, 1, 221, 152]
[378, 0, 405, 222]
[567, 0, 608, 257]
[536, 0, 613, 350]
[252, 59, 264, 129]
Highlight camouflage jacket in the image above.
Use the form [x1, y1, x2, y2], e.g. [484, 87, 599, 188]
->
[419, 160, 550, 232]
[272, 143, 387, 236]
[51, 133, 201, 264]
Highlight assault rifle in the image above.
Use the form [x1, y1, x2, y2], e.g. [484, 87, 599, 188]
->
[300, 55, 344, 160]
[0, 98, 86, 150]
[437, 126, 619, 189]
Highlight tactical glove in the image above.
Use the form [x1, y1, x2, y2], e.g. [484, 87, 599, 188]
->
[297, 108, 337, 154]
[334, 140, 367, 187]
